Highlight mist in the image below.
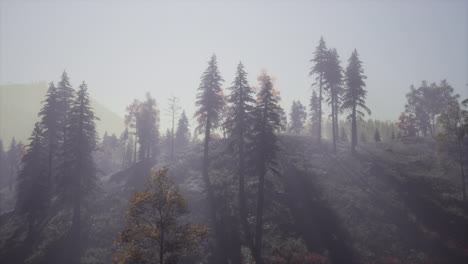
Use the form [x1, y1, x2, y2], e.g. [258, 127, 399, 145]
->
[1, 0, 468, 264]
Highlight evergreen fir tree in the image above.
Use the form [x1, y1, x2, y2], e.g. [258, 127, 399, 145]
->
[289, 100, 307, 135]
[56, 71, 75, 143]
[224, 62, 256, 256]
[342, 49, 371, 153]
[39, 82, 61, 184]
[7, 138, 22, 190]
[309, 37, 328, 144]
[251, 71, 284, 264]
[15, 123, 48, 238]
[279, 106, 288, 132]
[164, 129, 171, 155]
[175, 110, 190, 151]
[61, 82, 98, 264]
[119, 127, 129, 169]
[194, 54, 226, 263]
[324, 48, 343, 153]
[310, 90, 320, 136]
[124, 135, 135, 169]
[125, 99, 140, 164]
[137, 93, 159, 161]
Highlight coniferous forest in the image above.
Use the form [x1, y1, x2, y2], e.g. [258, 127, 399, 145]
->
[1, 1, 468, 264]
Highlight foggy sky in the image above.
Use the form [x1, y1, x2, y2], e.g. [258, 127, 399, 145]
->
[1, 0, 467, 131]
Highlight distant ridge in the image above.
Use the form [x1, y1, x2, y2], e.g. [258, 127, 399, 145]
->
[0, 82, 124, 144]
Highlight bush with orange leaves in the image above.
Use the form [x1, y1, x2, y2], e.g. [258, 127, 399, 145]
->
[113, 168, 207, 264]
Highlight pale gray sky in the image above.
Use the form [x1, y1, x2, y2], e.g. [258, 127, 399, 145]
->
[1, 0, 467, 131]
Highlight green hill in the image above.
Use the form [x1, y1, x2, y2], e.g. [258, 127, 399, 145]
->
[0, 82, 124, 144]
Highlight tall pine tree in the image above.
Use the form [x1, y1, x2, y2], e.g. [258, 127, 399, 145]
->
[15, 123, 48, 240]
[137, 93, 159, 161]
[124, 135, 135, 169]
[56, 71, 75, 144]
[289, 100, 307, 135]
[61, 82, 98, 264]
[119, 127, 129, 169]
[39, 82, 61, 184]
[194, 54, 226, 263]
[324, 48, 343, 153]
[125, 99, 140, 164]
[310, 90, 320, 136]
[175, 110, 190, 151]
[251, 72, 284, 264]
[224, 62, 256, 256]
[342, 49, 370, 153]
[309, 37, 328, 144]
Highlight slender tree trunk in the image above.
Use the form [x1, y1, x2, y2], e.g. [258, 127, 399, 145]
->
[351, 105, 357, 154]
[335, 102, 339, 148]
[331, 86, 337, 153]
[318, 73, 323, 145]
[25, 210, 39, 253]
[239, 127, 254, 255]
[254, 162, 266, 264]
[48, 138, 53, 185]
[133, 133, 138, 165]
[121, 137, 127, 169]
[171, 109, 175, 161]
[71, 185, 81, 264]
[254, 101, 269, 264]
[71, 103, 84, 264]
[202, 116, 227, 264]
[9, 169, 13, 190]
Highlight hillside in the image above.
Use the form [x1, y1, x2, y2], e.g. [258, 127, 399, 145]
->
[0, 82, 124, 143]
[0, 136, 465, 264]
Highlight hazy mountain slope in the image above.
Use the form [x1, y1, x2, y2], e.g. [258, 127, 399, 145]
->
[279, 136, 467, 263]
[0, 82, 124, 144]
[0, 136, 465, 263]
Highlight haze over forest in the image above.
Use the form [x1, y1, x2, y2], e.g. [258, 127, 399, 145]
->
[1, 1, 468, 264]
[1, 0, 467, 127]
